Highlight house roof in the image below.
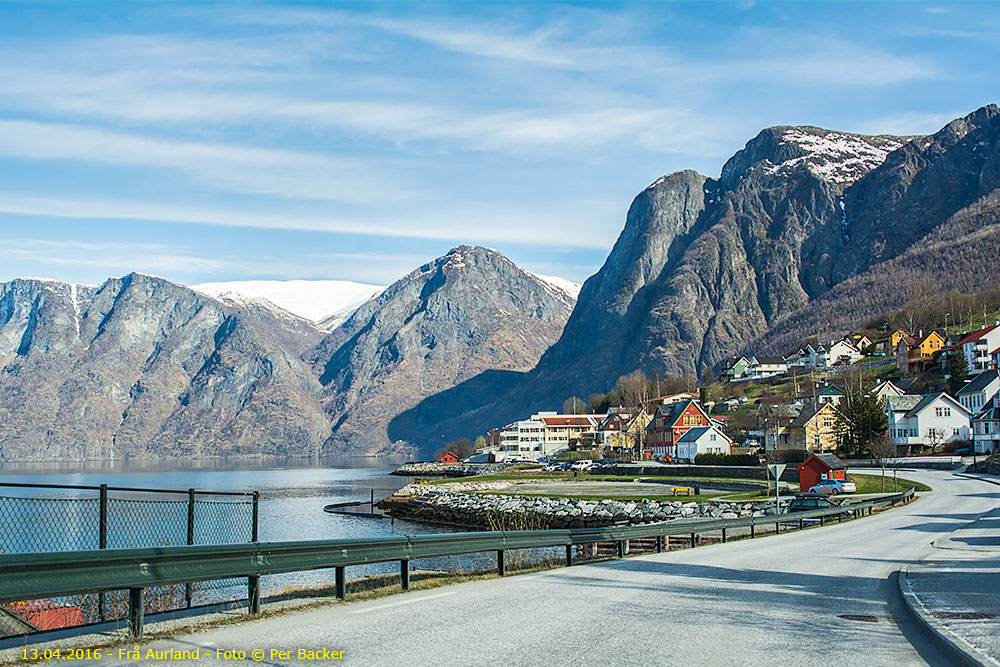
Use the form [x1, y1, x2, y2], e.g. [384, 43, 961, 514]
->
[957, 324, 1000, 346]
[899, 392, 968, 418]
[871, 380, 902, 397]
[676, 426, 710, 443]
[956, 370, 999, 396]
[796, 453, 847, 471]
[752, 356, 786, 366]
[895, 377, 917, 391]
[886, 395, 923, 413]
[540, 415, 601, 427]
[649, 399, 709, 429]
[788, 403, 832, 427]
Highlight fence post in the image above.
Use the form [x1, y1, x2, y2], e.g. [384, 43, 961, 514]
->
[251, 492, 260, 542]
[335, 566, 346, 600]
[98, 484, 108, 622]
[400, 560, 410, 590]
[565, 544, 574, 566]
[186, 489, 195, 608]
[497, 550, 506, 577]
[128, 588, 144, 638]
[248, 576, 261, 615]
[617, 540, 625, 558]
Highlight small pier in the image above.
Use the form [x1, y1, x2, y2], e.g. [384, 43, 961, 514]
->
[323, 489, 396, 520]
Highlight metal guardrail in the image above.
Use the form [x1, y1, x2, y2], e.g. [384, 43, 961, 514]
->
[0, 488, 914, 638]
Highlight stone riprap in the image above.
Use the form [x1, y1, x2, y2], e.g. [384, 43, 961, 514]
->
[391, 462, 519, 477]
[379, 485, 779, 529]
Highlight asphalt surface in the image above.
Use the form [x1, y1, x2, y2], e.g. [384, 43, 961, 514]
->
[37, 469, 1000, 667]
[902, 486, 1000, 666]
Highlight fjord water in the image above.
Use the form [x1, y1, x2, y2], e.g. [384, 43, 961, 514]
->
[0, 457, 484, 597]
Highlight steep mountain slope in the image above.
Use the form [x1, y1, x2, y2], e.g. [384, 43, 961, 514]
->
[398, 105, 1000, 452]
[0, 274, 330, 461]
[306, 246, 576, 454]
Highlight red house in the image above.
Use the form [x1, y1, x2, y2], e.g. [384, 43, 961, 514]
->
[438, 452, 460, 464]
[796, 453, 848, 492]
[645, 400, 712, 459]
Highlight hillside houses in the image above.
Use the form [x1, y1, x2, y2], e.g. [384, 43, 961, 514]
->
[957, 370, 1000, 415]
[958, 323, 1000, 372]
[896, 331, 946, 373]
[973, 392, 1000, 454]
[646, 400, 713, 459]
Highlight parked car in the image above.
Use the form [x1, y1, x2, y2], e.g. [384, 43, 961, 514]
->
[808, 479, 857, 495]
[784, 493, 837, 513]
[570, 460, 594, 471]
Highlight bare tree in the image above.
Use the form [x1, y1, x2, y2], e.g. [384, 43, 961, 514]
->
[616, 370, 652, 411]
[562, 396, 588, 414]
[868, 432, 895, 493]
[925, 427, 946, 454]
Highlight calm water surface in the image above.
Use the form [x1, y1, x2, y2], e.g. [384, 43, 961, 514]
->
[0, 457, 499, 596]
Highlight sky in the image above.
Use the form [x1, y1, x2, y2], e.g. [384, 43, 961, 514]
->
[0, 1, 997, 288]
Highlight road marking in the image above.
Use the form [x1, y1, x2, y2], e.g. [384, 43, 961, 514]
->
[348, 591, 458, 614]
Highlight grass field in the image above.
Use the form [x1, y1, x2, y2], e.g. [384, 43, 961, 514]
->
[848, 471, 931, 493]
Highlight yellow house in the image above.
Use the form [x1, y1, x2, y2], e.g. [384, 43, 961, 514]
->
[876, 328, 910, 355]
[787, 402, 840, 453]
[897, 330, 946, 373]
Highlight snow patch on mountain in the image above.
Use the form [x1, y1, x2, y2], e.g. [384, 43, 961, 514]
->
[532, 274, 582, 299]
[767, 130, 905, 185]
[191, 280, 384, 325]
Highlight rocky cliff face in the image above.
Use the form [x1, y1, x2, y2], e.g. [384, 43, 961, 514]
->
[399, 105, 1000, 452]
[0, 274, 330, 461]
[306, 246, 575, 455]
[537, 106, 999, 386]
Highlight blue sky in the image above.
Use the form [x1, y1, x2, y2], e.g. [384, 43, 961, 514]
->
[0, 1, 997, 287]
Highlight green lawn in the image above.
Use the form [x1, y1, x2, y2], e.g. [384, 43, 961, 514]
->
[848, 472, 931, 493]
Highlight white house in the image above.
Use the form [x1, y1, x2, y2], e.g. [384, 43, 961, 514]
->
[973, 393, 1000, 454]
[785, 344, 825, 370]
[747, 356, 788, 379]
[500, 418, 546, 458]
[958, 323, 1000, 372]
[675, 425, 733, 462]
[870, 379, 904, 405]
[886, 393, 971, 452]
[956, 370, 999, 416]
[822, 339, 863, 366]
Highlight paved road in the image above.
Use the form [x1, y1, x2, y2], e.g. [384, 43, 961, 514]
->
[44, 470, 1000, 667]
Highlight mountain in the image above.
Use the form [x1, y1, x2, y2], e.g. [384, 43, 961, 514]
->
[191, 279, 384, 327]
[0, 274, 330, 461]
[396, 105, 1000, 452]
[305, 246, 576, 455]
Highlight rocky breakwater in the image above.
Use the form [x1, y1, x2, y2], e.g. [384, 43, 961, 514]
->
[391, 462, 518, 477]
[379, 485, 778, 529]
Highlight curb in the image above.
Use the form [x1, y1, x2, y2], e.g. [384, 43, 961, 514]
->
[897, 566, 995, 667]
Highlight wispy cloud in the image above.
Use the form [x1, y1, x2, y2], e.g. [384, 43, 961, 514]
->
[0, 120, 407, 204]
[0, 192, 617, 250]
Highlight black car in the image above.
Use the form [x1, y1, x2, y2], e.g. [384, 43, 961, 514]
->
[783, 493, 837, 513]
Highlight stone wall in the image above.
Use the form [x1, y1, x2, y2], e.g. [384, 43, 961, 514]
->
[379, 486, 779, 530]
[391, 462, 517, 477]
[604, 464, 799, 482]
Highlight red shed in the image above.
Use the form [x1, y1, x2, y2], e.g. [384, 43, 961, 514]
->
[796, 453, 847, 492]
[438, 452, 460, 464]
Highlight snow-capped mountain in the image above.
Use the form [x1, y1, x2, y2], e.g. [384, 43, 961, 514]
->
[532, 274, 582, 299]
[191, 280, 385, 326]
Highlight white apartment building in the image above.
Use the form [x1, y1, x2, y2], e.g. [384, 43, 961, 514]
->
[500, 412, 606, 458]
[973, 393, 1000, 454]
[958, 324, 1000, 372]
[956, 370, 999, 415]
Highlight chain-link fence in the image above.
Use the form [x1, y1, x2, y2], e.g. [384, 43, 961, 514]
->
[0, 482, 256, 638]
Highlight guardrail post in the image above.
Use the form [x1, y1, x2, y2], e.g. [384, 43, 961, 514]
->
[750, 523, 756, 539]
[128, 587, 144, 637]
[335, 567, 346, 600]
[186, 488, 195, 608]
[820, 516, 825, 526]
[248, 576, 260, 615]
[400, 560, 410, 590]
[798, 518, 803, 530]
[617, 540, 625, 558]
[98, 484, 108, 623]
[690, 533, 697, 548]
[775, 521, 781, 534]
[838, 511, 843, 523]
[565, 544, 574, 567]
[656, 536, 663, 553]
[497, 550, 506, 577]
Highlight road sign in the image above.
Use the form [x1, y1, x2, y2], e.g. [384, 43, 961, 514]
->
[767, 463, 787, 480]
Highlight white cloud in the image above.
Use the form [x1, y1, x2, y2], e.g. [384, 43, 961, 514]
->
[0, 120, 410, 203]
[0, 192, 617, 249]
